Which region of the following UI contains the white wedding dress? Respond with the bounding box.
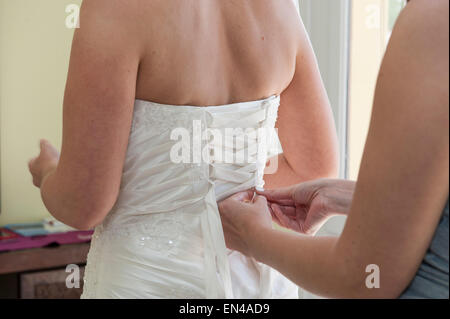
[81,95,299,299]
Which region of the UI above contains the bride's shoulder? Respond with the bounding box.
[75,0,145,54]
[78,0,148,33]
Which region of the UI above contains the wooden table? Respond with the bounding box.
[0,242,90,298]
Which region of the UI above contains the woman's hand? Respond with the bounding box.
[258,179,355,235]
[28,139,60,188]
[218,190,273,257]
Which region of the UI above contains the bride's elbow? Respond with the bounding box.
[66,209,107,231]
[70,215,101,231]
[69,187,119,230]
[318,143,340,179]
[294,155,339,181]
[41,175,118,231]
[50,197,113,231]
[319,158,339,179]
[313,144,340,179]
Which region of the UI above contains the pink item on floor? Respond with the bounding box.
[0,230,93,252]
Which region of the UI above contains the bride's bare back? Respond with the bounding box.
[50,0,338,229]
[134,0,301,105]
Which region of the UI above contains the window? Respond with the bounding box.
[300,0,351,179]
[0,0,81,224]
[299,0,406,181]
[348,0,406,179]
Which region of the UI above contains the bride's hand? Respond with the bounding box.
[28,139,60,188]
[218,190,273,257]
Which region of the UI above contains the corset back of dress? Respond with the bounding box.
[101,96,280,229]
[81,96,287,299]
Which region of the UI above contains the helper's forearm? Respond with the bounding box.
[249,228,364,298]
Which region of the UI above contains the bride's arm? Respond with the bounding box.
[264,14,339,189]
[38,1,141,230]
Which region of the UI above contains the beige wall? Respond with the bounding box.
[0,0,81,226]
[348,0,389,180]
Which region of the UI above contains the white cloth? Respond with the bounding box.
[81,96,298,299]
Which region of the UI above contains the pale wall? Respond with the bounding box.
[348,0,390,180]
[0,0,81,225]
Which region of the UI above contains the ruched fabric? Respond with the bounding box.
[81,96,298,299]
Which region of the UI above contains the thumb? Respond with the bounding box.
[28,157,35,169]
[256,186,295,206]
[231,190,255,203]
[253,194,268,207]
[40,139,49,151]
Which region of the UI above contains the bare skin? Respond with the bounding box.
[28,0,338,230]
[264,179,356,235]
[218,0,449,298]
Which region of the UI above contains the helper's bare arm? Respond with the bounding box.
[220,0,449,298]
